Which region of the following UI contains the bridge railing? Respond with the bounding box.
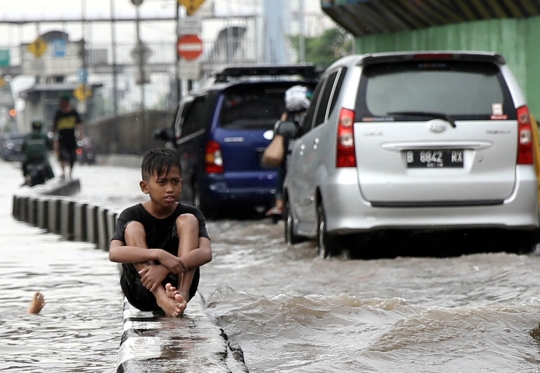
[86,109,174,155]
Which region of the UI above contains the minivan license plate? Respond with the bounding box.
[406,149,463,168]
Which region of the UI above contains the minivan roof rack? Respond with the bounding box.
[214,64,319,83]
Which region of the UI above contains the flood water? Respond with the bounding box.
[201,220,540,373]
[2,159,540,372]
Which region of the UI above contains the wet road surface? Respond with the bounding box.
[2,159,540,372]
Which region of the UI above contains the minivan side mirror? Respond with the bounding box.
[153,128,174,142]
[276,121,298,138]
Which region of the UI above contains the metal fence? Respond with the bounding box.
[86,109,174,155]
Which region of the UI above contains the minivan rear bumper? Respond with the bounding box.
[202,172,277,208]
[321,166,539,234]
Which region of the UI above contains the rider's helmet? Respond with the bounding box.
[285,85,312,112]
[31,119,43,131]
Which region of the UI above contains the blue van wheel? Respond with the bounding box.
[193,182,212,216]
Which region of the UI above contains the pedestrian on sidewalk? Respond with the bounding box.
[109,148,213,317]
[52,94,83,180]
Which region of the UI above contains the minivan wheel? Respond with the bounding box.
[516,240,538,255]
[284,199,304,245]
[317,202,340,258]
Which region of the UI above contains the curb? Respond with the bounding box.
[117,292,248,373]
[12,178,248,373]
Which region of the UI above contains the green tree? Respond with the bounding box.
[290,27,353,69]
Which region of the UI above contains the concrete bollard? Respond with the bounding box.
[28,198,38,226]
[73,202,88,242]
[97,207,109,251]
[19,196,29,223]
[60,200,75,240]
[86,205,99,244]
[106,210,117,250]
[47,199,62,234]
[37,198,48,230]
[12,195,20,220]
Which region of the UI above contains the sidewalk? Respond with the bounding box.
[9,159,248,373]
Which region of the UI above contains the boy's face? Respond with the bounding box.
[140,166,183,207]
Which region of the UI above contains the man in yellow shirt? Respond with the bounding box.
[52,94,83,179]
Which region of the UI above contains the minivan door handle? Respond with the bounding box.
[313,138,319,149]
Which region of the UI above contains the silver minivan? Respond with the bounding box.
[283,51,539,257]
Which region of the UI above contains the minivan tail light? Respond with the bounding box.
[517,105,533,165]
[336,108,356,168]
[205,140,224,173]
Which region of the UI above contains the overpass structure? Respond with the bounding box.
[321,0,540,114]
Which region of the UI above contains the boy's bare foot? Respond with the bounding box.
[165,283,189,303]
[157,292,186,317]
[27,291,45,314]
[165,283,179,298]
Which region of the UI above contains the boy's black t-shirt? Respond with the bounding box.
[112,202,210,252]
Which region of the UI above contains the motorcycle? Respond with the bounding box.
[76,136,96,165]
[25,161,53,187]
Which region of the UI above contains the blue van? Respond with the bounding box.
[156,65,318,218]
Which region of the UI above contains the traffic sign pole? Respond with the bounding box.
[176,0,205,95]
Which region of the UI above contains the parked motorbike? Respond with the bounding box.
[76,136,96,165]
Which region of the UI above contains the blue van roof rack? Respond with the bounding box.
[214,64,319,83]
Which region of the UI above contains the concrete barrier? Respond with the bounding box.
[86,204,98,244]
[116,293,247,373]
[73,202,87,242]
[12,176,248,373]
[37,198,48,229]
[97,207,109,250]
[60,200,75,240]
[107,210,117,244]
[47,199,61,234]
[19,196,28,222]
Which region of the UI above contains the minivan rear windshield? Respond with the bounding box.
[218,86,289,130]
[356,61,516,121]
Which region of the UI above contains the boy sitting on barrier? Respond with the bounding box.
[109,148,213,317]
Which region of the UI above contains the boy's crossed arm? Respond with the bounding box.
[109,240,187,274]
[110,240,187,292]
[109,237,212,292]
[138,237,212,292]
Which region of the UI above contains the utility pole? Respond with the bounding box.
[299,0,305,63]
[135,4,145,111]
[175,2,181,103]
[80,0,88,121]
[110,0,118,117]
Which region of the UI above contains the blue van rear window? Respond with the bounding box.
[219,88,287,130]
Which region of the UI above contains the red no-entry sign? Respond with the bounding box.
[177,34,203,60]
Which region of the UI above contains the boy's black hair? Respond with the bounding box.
[141,148,182,180]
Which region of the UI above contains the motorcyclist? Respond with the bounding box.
[22,120,55,185]
[265,85,312,220]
